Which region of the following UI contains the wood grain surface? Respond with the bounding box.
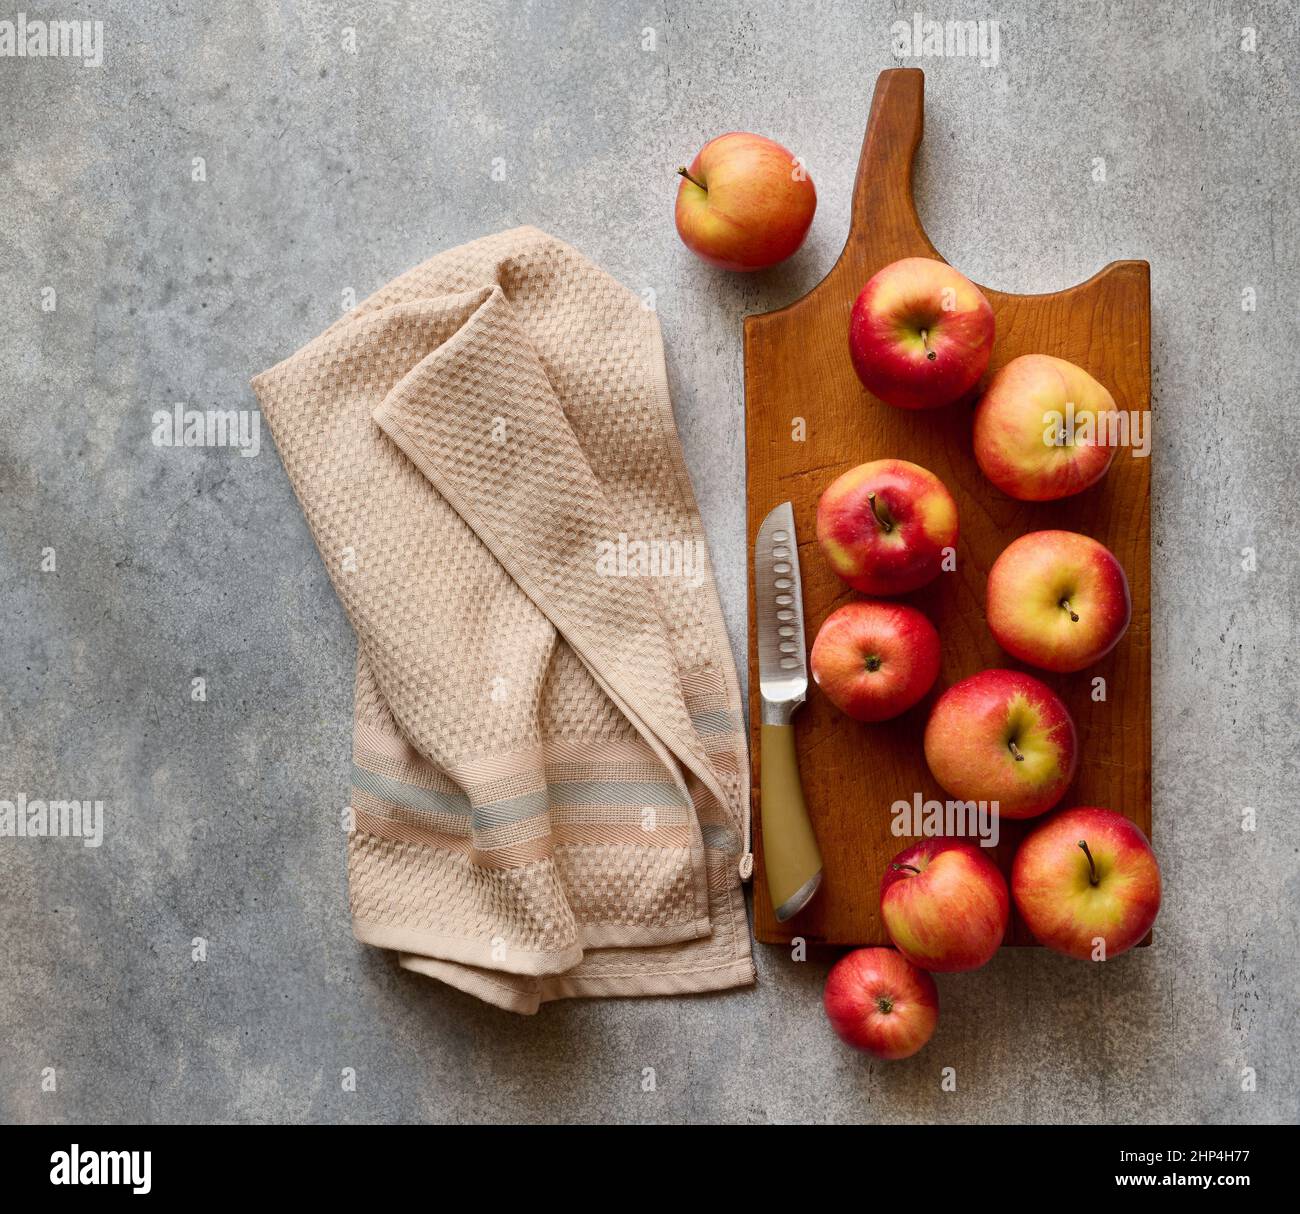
[745,68,1152,946]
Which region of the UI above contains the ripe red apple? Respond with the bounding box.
[674,132,816,271]
[1012,807,1161,960]
[810,601,940,722]
[848,257,995,409]
[823,947,939,1059]
[974,354,1118,501]
[880,839,1009,972]
[986,530,1131,673]
[923,669,1077,820]
[816,458,958,595]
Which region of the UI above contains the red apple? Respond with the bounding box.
[823,947,939,1059]
[986,530,1131,673]
[848,257,995,409]
[816,458,958,595]
[974,354,1118,501]
[880,839,1009,972]
[674,132,816,271]
[923,669,1077,820]
[1012,806,1161,960]
[810,601,940,722]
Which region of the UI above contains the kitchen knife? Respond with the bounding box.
[754,501,823,921]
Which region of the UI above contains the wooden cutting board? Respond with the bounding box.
[745,68,1151,946]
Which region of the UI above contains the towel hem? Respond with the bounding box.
[397,952,757,1015]
[353,914,714,976]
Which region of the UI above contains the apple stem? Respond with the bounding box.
[891,863,922,874]
[876,995,895,1015]
[1061,598,1080,623]
[920,329,937,361]
[1008,739,1025,762]
[676,166,706,192]
[1078,839,1100,885]
[866,491,893,534]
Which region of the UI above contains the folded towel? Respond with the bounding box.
[251,227,755,1013]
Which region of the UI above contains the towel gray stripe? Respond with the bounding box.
[474,789,551,828]
[691,708,740,735]
[352,766,690,825]
[701,823,741,854]
[351,766,470,816]
[547,780,689,808]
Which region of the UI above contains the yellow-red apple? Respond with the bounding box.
[880,839,1009,972]
[1012,806,1161,960]
[816,458,958,595]
[823,947,939,1059]
[673,132,816,271]
[974,354,1118,501]
[923,669,1077,820]
[987,530,1131,672]
[810,601,940,722]
[848,257,995,409]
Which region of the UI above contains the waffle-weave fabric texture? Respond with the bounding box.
[251,227,754,1013]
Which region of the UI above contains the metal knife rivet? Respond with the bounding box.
[779,625,794,637]
[776,594,792,606]
[773,546,789,558]
[775,578,792,589]
[780,658,797,669]
[773,562,791,574]
[773,530,788,542]
[777,609,794,621]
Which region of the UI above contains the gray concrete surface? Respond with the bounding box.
[1,0,1297,1125]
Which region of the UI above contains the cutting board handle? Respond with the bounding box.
[846,68,940,263]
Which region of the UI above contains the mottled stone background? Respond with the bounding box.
[1,1,1296,1124]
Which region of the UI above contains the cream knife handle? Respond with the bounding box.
[760,721,823,921]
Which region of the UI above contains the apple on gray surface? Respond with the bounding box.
[823,947,939,1059]
[674,132,816,271]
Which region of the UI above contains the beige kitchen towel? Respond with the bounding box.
[251,226,754,1013]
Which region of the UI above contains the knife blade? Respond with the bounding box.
[755,502,823,921]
